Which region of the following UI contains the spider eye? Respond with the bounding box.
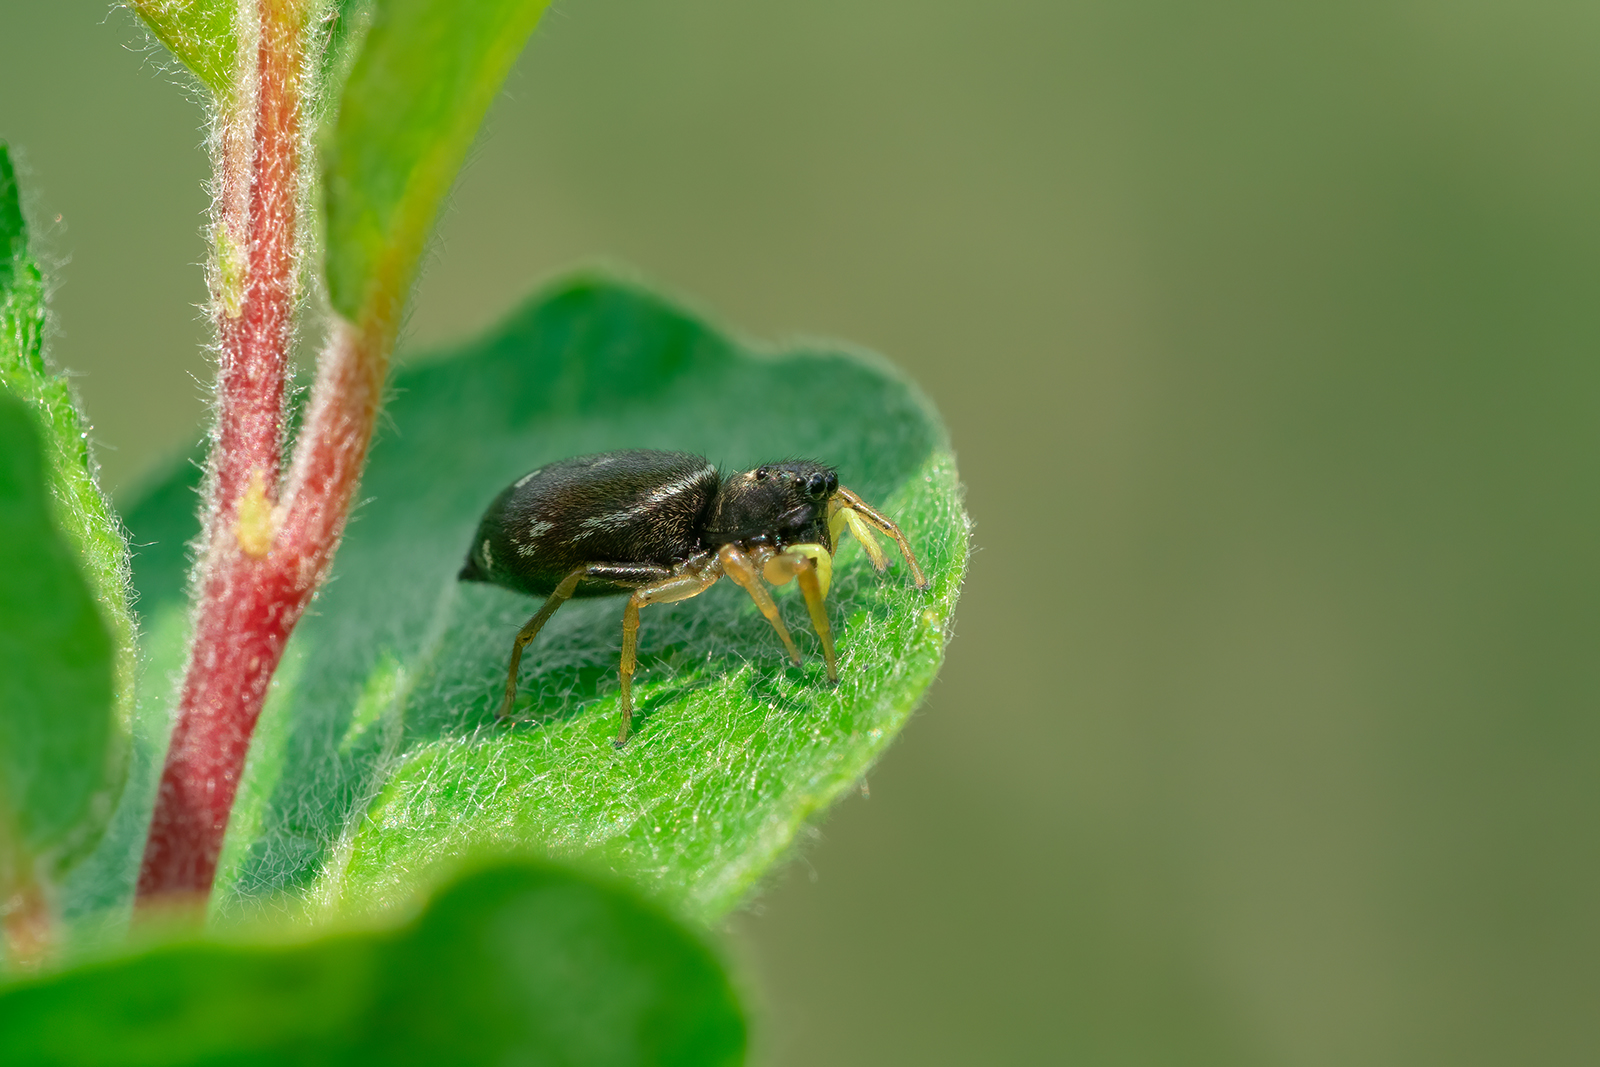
[755,466,769,480]
[805,472,829,497]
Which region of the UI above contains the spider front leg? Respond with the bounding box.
[761,544,839,682]
[832,486,929,589]
[796,559,837,682]
[617,553,723,746]
[718,543,802,665]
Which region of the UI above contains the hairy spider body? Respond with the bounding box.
[459,448,927,745]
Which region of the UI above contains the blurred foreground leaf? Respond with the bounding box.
[0,144,130,915]
[1,859,745,1065]
[91,274,965,926]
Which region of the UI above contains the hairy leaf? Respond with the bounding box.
[1,859,745,1065]
[323,0,553,320]
[0,145,132,893]
[127,0,238,97]
[97,275,965,926]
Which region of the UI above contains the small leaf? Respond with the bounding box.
[127,0,239,97]
[0,858,746,1065]
[323,0,553,320]
[0,145,132,899]
[109,275,966,926]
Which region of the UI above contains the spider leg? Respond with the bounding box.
[617,553,723,746]
[718,544,801,665]
[835,486,929,589]
[795,557,838,682]
[761,544,835,676]
[501,567,585,719]
[500,562,670,719]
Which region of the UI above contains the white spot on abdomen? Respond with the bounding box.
[516,520,554,556]
[514,468,542,489]
[480,539,494,570]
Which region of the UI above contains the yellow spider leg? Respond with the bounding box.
[616,557,722,745]
[835,487,928,589]
[619,597,641,741]
[719,544,801,664]
[796,558,838,682]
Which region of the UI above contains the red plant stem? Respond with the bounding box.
[212,27,299,515]
[135,0,353,906]
[136,318,386,905]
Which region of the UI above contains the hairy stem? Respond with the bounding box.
[136,0,330,906]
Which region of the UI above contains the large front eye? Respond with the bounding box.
[805,471,834,498]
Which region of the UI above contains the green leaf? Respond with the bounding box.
[0,401,114,895]
[0,858,746,1065]
[104,275,966,927]
[323,0,553,320]
[311,2,376,123]
[0,147,23,292]
[127,0,239,98]
[0,145,132,895]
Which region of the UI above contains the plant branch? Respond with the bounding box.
[136,0,311,906]
[135,0,544,912]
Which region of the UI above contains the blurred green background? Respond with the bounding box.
[5,1,1599,1063]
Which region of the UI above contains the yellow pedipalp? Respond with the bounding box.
[762,543,833,599]
[828,500,849,548]
[841,508,888,571]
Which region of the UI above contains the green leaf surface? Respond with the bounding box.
[127,0,238,97]
[0,144,132,893]
[323,0,553,319]
[1,858,745,1066]
[105,275,965,927]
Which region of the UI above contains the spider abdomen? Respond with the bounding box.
[459,450,719,598]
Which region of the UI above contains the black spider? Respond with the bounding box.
[460,449,927,745]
